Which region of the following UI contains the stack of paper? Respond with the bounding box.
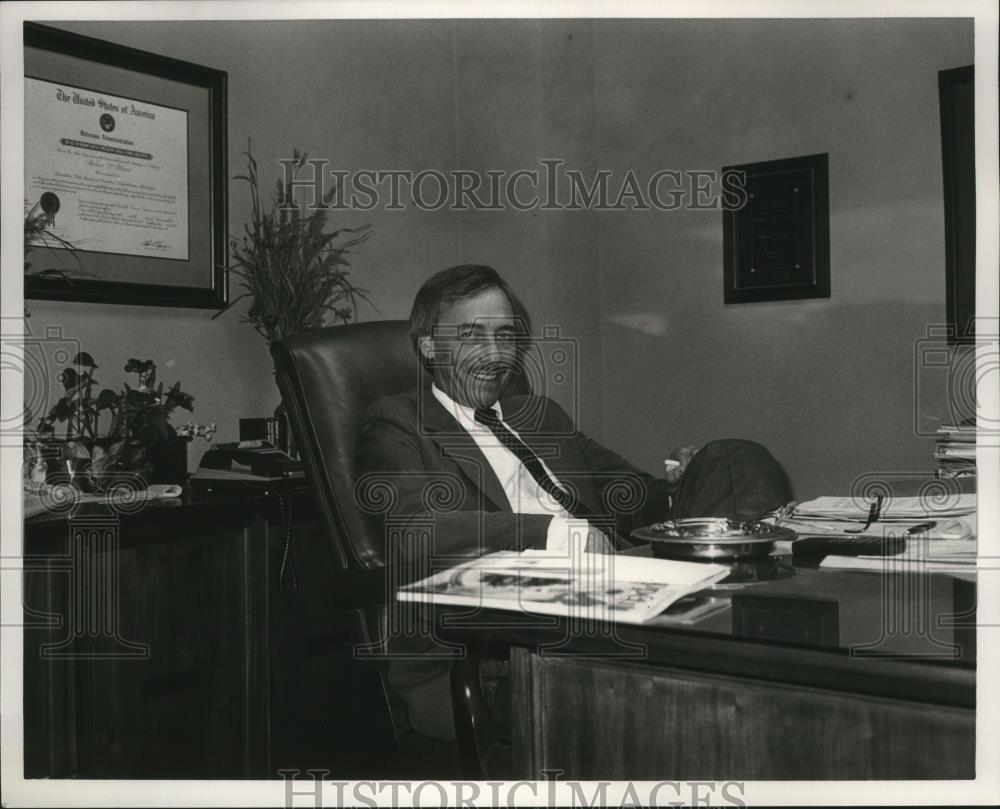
[793,495,976,522]
[777,495,978,570]
[934,422,977,478]
[773,495,976,544]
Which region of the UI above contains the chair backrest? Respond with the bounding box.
[272,320,418,575]
[273,318,526,765]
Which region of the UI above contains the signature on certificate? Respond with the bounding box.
[142,239,169,251]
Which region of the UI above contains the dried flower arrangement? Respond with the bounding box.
[213,142,375,345]
[23,202,86,315]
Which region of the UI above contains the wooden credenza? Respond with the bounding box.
[22,486,394,779]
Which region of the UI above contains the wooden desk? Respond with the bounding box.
[437,557,976,780]
[22,485,395,779]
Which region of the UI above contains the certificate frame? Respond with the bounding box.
[722,153,830,304]
[23,22,228,309]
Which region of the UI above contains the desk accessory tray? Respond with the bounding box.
[632,518,795,560]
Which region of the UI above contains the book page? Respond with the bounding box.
[397,551,729,624]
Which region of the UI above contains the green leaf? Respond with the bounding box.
[58,367,79,391]
[47,397,74,422]
[96,389,120,410]
[72,352,97,368]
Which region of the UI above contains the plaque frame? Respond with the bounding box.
[23,22,228,309]
[722,153,830,304]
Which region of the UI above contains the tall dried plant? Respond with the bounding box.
[214,142,374,344]
[23,203,85,315]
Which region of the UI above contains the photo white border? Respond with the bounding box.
[2,1,998,807]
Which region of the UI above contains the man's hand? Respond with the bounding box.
[549,517,615,554]
[665,445,699,485]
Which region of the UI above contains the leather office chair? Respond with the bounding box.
[271,320,502,778]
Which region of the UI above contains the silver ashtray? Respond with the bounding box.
[632,518,795,560]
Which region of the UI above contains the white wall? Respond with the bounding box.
[591,18,973,497]
[24,18,973,495]
[28,19,604,464]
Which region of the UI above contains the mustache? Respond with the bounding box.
[463,360,518,375]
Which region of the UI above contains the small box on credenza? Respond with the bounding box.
[239,417,272,442]
[240,413,297,458]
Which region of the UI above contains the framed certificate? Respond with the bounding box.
[722,153,830,304]
[23,22,228,308]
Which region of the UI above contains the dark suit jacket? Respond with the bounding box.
[355,385,672,738]
[356,385,671,566]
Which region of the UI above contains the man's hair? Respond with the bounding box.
[408,264,532,361]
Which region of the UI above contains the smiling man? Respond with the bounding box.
[355,264,683,742]
[358,265,650,566]
[422,285,519,408]
[355,263,791,742]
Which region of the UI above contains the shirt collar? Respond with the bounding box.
[431,383,503,426]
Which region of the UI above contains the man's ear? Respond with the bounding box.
[418,336,435,362]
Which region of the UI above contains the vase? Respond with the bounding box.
[38,439,94,491]
[142,440,189,485]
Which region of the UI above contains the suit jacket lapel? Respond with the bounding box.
[417,386,510,512]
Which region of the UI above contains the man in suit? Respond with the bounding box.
[356,264,789,740]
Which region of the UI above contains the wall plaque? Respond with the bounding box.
[723,153,830,304]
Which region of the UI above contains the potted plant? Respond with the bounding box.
[27,353,214,491]
[213,142,376,452]
[214,142,375,344]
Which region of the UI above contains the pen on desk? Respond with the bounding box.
[765,501,798,525]
[906,521,936,535]
[779,501,798,525]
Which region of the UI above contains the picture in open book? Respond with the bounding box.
[397,551,730,624]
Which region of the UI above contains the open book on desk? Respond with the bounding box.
[396,550,730,624]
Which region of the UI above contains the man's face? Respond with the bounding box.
[421,287,519,409]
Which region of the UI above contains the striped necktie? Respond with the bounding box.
[474,407,585,518]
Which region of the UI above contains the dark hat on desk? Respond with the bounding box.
[671,439,792,522]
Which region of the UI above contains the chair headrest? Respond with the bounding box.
[272,320,417,572]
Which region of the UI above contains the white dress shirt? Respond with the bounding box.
[431,384,588,551]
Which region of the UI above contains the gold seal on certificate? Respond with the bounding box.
[24,77,189,261]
